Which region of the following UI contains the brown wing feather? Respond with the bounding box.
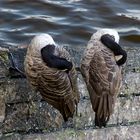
[25,47,79,121]
[88,48,122,127]
[56,47,80,104]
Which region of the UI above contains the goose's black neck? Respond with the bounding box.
[101,34,127,66]
[41,45,72,71]
[116,50,127,66]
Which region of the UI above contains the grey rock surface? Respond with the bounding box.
[0,46,140,140]
[1,125,140,140]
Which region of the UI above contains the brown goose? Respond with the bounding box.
[24,34,79,121]
[81,29,127,127]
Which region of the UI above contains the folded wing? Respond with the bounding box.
[88,48,122,127]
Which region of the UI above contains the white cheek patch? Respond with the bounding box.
[115,55,123,61]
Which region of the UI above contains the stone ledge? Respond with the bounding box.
[1,124,140,140]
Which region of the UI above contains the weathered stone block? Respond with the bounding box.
[1,102,63,133]
[2,103,29,133]
[0,96,5,123]
[1,79,41,104]
[121,72,140,95]
[0,47,9,79]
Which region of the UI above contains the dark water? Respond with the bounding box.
[0,0,140,48]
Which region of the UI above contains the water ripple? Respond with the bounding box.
[0,0,139,47]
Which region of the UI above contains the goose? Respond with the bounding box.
[24,34,79,121]
[80,28,127,127]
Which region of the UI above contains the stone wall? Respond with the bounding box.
[0,46,140,140]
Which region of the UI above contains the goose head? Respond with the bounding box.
[28,34,72,71]
[92,28,119,44]
[29,33,56,51]
[93,28,127,66]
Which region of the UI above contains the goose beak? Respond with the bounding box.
[115,55,123,62]
[101,34,127,65]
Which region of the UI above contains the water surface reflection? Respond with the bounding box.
[0,0,139,47]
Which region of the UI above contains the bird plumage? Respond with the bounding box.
[81,28,127,127]
[24,34,79,121]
